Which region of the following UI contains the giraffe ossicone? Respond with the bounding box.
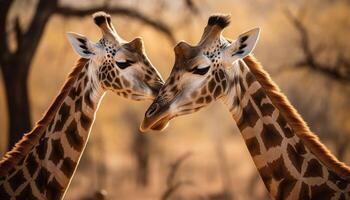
[141,14,350,199]
[0,11,163,199]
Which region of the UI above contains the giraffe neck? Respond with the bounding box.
[222,60,350,199]
[0,60,105,199]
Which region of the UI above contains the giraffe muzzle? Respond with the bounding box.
[140,102,171,132]
[146,103,159,117]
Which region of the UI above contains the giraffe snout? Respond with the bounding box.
[146,103,159,117]
[141,101,171,132]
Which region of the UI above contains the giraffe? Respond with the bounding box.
[0,11,164,199]
[141,14,350,199]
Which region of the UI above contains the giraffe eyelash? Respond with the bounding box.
[115,59,135,69]
[190,65,210,75]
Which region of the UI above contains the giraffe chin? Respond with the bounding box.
[140,115,171,132]
[150,119,170,131]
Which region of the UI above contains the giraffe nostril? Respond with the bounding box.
[146,103,159,117]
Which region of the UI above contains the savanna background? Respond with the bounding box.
[0,0,350,199]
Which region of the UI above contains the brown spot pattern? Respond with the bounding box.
[246,137,261,157]
[310,183,335,200]
[26,153,38,177]
[328,170,348,190]
[237,100,259,131]
[213,86,222,98]
[0,186,11,199]
[239,77,246,97]
[260,103,275,116]
[37,137,48,160]
[80,112,92,131]
[258,166,272,192]
[84,89,94,109]
[53,103,70,132]
[251,88,266,106]
[304,159,323,178]
[35,167,50,193]
[49,139,64,165]
[294,140,307,155]
[261,123,283,150]
[61,157,76,177]
[65,120,84,151]
[299,182,310,200]
[276,177,297,200]
[287,144,304,173]
[17,183,37,200]
[68,85,81,100]
[246,72,255,87]
[276,114,293,138]
[46,178,64,200]
[208,78,216,93]
[8,170,25,191]
[75,96,82,112]
[268,156,297,199]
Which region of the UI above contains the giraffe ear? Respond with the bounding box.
[228,28,260,60]
[67,32,96,58]
[123,37,144,53]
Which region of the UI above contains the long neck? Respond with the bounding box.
[0,60,105,199]
[223,58,350,199]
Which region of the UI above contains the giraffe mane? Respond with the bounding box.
[0,58,89,177]
[243,55,350,180]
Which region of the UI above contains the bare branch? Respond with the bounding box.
[14,17,22,49]
[284,6,350,82]
[55,5,176,44]
[184,0,200,15]
[0,0,13,64]
[161,152,193,200]
[284,7,316,67]
[19,0,58,67]
[166,152,192,187]
[161,180,193,200]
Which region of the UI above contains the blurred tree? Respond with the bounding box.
[208,129,235,200]
[126,110,150,187]
[284,6,350,82]
[284,4,350,160]
[0,0,175,150]
[161,152,194,200]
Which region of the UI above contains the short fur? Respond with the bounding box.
[243,55,350,180]
[207,14,231,28]
[0,58,89,177]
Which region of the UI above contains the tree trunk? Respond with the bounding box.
[2,61,31,150]
[133,132,150,186]
[0,0,58,150]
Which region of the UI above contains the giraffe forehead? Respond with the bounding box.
[203,39,229,56]
[176,38,229,71]
[99,38,117,50]
[173,52,210,71]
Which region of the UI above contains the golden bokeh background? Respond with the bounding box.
[1,0,349,199]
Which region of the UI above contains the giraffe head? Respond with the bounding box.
[141,14,260,131]
[67,11,163,101]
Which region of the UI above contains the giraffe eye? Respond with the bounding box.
[191,65,210,75]
[115,59,135,69]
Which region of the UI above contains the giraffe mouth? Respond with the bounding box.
[140,113,171,132]
[140,102,171,132]
[149,115,170,131]
[140,102,206,132]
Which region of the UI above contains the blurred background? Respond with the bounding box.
[0,0,350,199]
